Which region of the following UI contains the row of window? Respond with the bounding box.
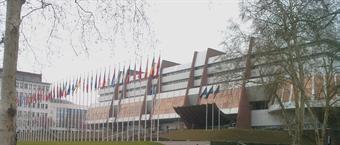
[16,81,49,91]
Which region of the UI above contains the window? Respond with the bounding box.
[250,101,268,110]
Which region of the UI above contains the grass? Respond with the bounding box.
[162,128,316,145]
[17,141,163,145]
[162,128,290,144]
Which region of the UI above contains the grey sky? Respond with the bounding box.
[1,0,240,82]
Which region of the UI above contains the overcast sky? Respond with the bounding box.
[1,0,241,83]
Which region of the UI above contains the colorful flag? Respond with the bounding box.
[155,56,161,77]
[121,66,125,84]
[144,58,149,79]
[63,81,67,97]
[139,62,142,80]
[133,63,136,81]
[94,73,98,90]
[98,72,102,89]
[90,73,94,92]
[206,86,214,98]
[149,57,155,78]
[107,68,111,87]
[52,84,56,99]
[111,68,116,86]
[77,76,82,89]
[83,76,86,92]
[67,79,71,95]
[56,83,59,98]
[72,78,77,94]
[58,83,62,98]
[86,75,90,93]
[125,65,130,83]
[200,87,207,98]
[102,69,106,88]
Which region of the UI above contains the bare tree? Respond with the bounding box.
[0,0,150,145]
[220,0,340,145]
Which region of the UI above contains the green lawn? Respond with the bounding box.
[17,141,163,145]
[162,129,290,144]
[162,129,315,145]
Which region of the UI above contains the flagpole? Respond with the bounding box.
[97,73,100,141]
[83,76,87,141]
[132,81,135,141]
[52,85,56,142]
[90,85,94,142]
[110,67,115,142]
[144,87,147,141]
[71,79,75,142]
[218,103,221,130]
[87,71,94,141]
[79,76,82,141]
[77,76,81,141]
[82,75,86,141]
[205,98,208,131]
[137,57,142,141]
[157,61,161,142]
[101,69,105,142]
[111,68,115,142]
[212,99,214,130]
[116,74,119,141]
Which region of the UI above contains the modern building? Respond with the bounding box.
[0,69,50,140]
[0,69,87,141]
[86,47,340,140]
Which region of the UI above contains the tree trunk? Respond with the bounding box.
[0,0,23,145]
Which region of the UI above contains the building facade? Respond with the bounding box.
[86,48,340,141]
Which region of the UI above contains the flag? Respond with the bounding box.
[86,75,89,93]
[56,83,60,98]
[121,66,125,84]
[133,63,136,81]
[83,76,86,92]
[155,56,161,77]
[200,87,207,98]
[206,86,214,98]
[90,73,94,92]
[72,78,77,94]
[102,69,106,88]
[59,84,64,98]
[67,80,71,95]
[111,68,116,86]
[98,72,102,89]
[94,73,98,89]
[149,57,155,78]
[125,65,130,83]
[33,92,37,104]
[107,69,111,86]
[52,84,56,99]
[144,58,149,79]
[139,62,142,80]
[77,76,82,90]
[63,81,67,97]
[47,91,52,102]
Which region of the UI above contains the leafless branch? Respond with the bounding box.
[21,1,52,21]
